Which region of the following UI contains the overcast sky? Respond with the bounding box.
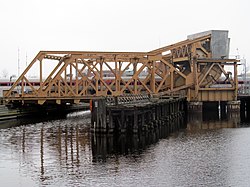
[0,0,249,78]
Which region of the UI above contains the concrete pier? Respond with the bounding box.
[187,102,203,112]
[188,100,241,113]
[227,100,241,112]
[239,96,250,123]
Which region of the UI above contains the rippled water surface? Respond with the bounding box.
[0,110,250,187]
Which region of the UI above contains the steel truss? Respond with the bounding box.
[4,33,239,105]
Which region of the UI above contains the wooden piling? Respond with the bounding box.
[91,96,186,134]
[91,98,107,133]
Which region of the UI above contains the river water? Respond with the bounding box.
[0,110,250,187]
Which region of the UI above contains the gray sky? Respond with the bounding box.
[0,0,249,78]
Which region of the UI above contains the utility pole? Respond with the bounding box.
[26,52,28,67]
[18,48,20,77]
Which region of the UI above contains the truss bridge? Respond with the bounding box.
[4,30,239,106]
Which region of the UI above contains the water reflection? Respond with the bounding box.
[1,110,250,186]
[187,111,241,131]
[91,126,174,162]
[0,111,92,186]
[0,111,186,186]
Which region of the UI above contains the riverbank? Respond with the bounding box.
[0,103,90,121]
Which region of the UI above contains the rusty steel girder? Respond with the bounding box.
[4,31,239,105]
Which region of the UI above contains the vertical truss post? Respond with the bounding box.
[75,60,78,94]
[151,61,156,93]
[133,60,138,94]
[118,61,122,94]
[115,61,119,95]
[193,57,199,100]
[170,70,174,91]
[58,80,61,97]
[40,59,43,92]
[100,59,103,93]
[64,64,67,95]
[21,78,24,97]
[70,62,72,88]
[234,61,238,100]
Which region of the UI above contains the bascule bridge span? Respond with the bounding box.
[4,30,239,110]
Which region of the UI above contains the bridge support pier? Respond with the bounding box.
[91,97,186,134]
[227,100,241,127]
[239,97,250,122]
[91,99,107,133]
[188,100,241,113]
[187,102,203,112]
[227,100,241,112]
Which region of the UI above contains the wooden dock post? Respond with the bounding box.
[107,108,114,133]
[120,109,126,133]
[91,98,107,133]
[133,107,138,133]
[91,96,186,134]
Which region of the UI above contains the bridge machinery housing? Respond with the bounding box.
[4,30,239,110]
